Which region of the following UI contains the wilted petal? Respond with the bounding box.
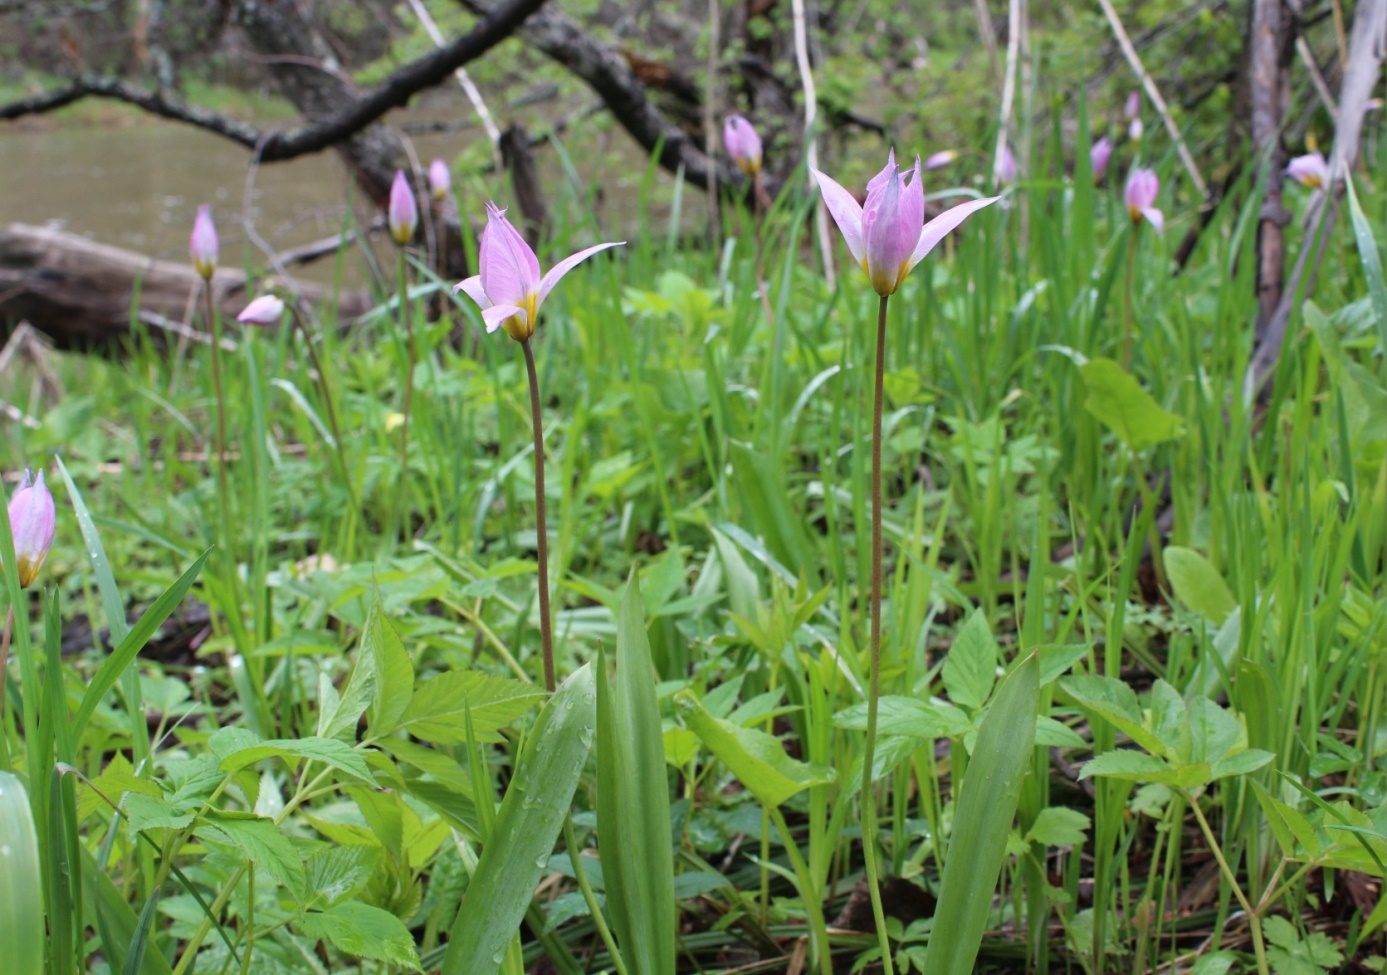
[1141,207,1164,234]
[907,196,1000,271]
[810,168,865,265]
[453,275,491,308]
[481,303,527,334]
[478,203,541,308]
[537,241,625,306]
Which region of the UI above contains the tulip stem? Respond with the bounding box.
[521,338,557,694]
[1123,227,1137,369]
[397,251,418,528]
[204,281,232,545]
[0,605,13,769]
[862,293,895,975]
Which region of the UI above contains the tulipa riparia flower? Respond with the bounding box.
[1285,152,1329,189]
[7,469,55,589]
[994,143,1017,185]
[1125,90,1143,141]
[1090,137,1113,182]
[236,295,285,326]
[388,169,419,245]
[428,159,451,201]
[812,149,999,297]
[723,114,763,177]
[923,149,958,170]
[1124,167,1163,232]
[190,205,218,281]
[454,202,624,342]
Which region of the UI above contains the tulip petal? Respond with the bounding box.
[864,166,907,295]
[479,203,541,307]
[898,157,925,261]
[537,241,625,306]
[907,196,1000,271]
[865,147,897,199]
[453,275,491,308]
[481,304,527,334]
[1141,208,1164,234]
[811,168,865,265]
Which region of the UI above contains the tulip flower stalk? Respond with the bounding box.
[189,206,232,537]
[723,116,777,331]
[814,152,996,975]
[0,469,55,771]
[455,202,622,692]
[1122,167,1163,369]
[389,170,422,522]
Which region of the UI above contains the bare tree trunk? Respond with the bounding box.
[1249,0,1296,331]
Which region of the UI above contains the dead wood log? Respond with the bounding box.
[1249,0,1297,328]
[0,223,372,350]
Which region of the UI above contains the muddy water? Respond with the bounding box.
[0,114,704,290]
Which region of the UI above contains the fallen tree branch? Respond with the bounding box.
[0,0,546,163]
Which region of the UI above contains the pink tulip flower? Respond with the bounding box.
[1124,167,1163,233]
[190,205,218,281]
[388,170,419,245]
[7,469,55,589]
[453,202,624,342]
[812,149,999,297]
[429,159,451,201]
[723,115,763,177]
[1125,90,1143,140]
[1285,152,1329,189]
[924,149,958,171]
[1090,137,1113,181]
[994,143,1017,185]
[236,295,285,326]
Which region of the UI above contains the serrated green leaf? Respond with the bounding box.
[200,812,306,902]
[1079,752,1210,789]
[397,670,546,743]
[1079,357,1185,451]
[441,664,596,975]
[297,901,422,971]
[833,696,971,739]
[362,596,414,737]
[1163,547,1237,625]
[942,609,998,710]
[675,691,835,808]
[122,794,195,835]
[305,845,380,908]
[208,729,374,786]
[1060,675,1169,757]
[1027,807,1091,848]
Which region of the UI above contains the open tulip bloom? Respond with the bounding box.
[812,150,998,298]
[1125,167,1163,233]
[454,202,624,342]
[1285,152,1329,189]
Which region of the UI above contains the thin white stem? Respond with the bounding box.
[405,0,504,172]
[789,0,836,290]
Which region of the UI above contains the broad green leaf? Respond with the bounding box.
[942,609,998,710]
[1060,675,1168,757]
[712,528,760,622]
[1027,807,1090,848]
[1163,547,1236,625]
[122,794,194,835]
[922,652,1038,975]
[362,596,414,737]
[1185,696,1241,766]
[441,664,596,975]
[0,772,43,975]
[675,690,834,808]
[1148,680,1190,759]
[833,696,971,739]
[397,670,545,743]
[208,728,374,785]
[1079,752,1210,789]
[1036,644,1089,686]
[72,548,211,742]
[1209,749,1274,781]
[298,901,422,971]
[305,845,380,908]
[1079,357,1185,450]
[597,575,677,975]
[200,812,306,902]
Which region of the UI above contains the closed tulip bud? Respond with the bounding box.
[1125,91,1143,141]
[813,149,998,298]
[388,170,419,245]
[1090,137,1113,181]
[236,295,285,326]
[1124,167,1163,233]
[923,149,958,170]
[994,143,1017,185]
[429,159,451,201]
[454,202,624,342]
[190,205,218,281]
[7,469,55,589]
[1285,152,1329,189]
[722,115,763,177]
